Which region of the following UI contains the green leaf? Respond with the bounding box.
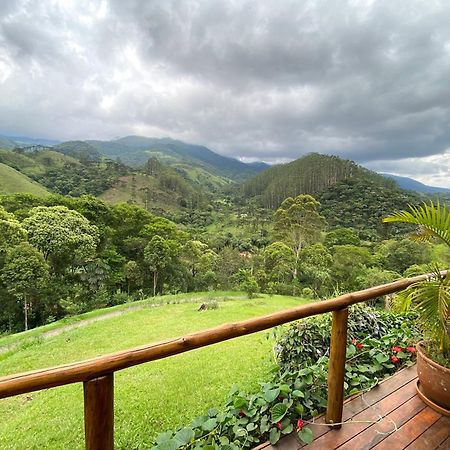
[156,439,180,450]
[298,427,314,444]
[246,422,257,431]
[292,390,304,398]
[281,423,294,435]
[173,428,194,446]
[375,353,389,364]
[156,432,173,444]
[270,403,288,423]
[347,344,356,357]
[269,428,281,444]
[264,388,280,402]
[233,397,246,408]
[201,418,217,431]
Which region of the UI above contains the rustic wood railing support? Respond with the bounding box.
[84,373,114,450]
[325,307,348,428]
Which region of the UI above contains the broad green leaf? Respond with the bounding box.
[156,439,180,450]
[270,403,288,423]
[269,428,281,444]
[264,388,280,402]
[202,418,218,431]
[173,428,194,446]
[298,427,314,444]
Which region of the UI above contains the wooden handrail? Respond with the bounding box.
[0,271,444,399]
[0,270,447,450]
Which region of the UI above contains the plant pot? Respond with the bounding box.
[416,341,450,411]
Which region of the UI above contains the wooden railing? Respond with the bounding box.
[0,272,446,449]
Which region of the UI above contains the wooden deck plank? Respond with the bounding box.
[298,366,419,447]
[437,436,450,449]
[333,395,426,450]
[404,415,450,450]
[305,379,419,449]
[370,406,442,450]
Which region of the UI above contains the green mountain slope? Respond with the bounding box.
[242,153,397,208]
[85,135,268,182]
[0,163,49,196]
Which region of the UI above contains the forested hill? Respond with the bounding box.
[84,136,268,180]
[241,153,397,208]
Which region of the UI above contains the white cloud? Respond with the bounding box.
[0,0,449,188]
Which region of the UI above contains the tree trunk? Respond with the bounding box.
[24,297,28,331]
[153,271,157,297]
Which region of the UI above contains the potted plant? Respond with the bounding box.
[383,201,449,413]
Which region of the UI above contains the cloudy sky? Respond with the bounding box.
[1,0,449,187]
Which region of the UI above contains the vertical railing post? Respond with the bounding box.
[325,308,348,428]
[84,373,114,450]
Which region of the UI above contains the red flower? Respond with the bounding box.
[351,337,357,345]
[391,346,402,353]
[276,421,282,430]
[406,346,416,353]
[239,410,245,417]
[297,419,305,430]
[390,355,400,363]
[356,343,364,350]
[277,396,284,401]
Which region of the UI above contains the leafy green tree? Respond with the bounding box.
[124,260,142,295]
[299,243,333,297]
[237,269,259,299]
[274,195,326,277]
[0,206,27,255]
[324,228,360,248]
[376,239,431,274]
[144,235,179,296]
[22,206,99,273]
[264,242,296,283]
[331,245,373,291]
[1,243,49,330]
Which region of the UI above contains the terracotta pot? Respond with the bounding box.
[416,341,450,410]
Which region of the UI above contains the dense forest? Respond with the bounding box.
[0,140,448,334]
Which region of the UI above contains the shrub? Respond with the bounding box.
[275,304,419,370]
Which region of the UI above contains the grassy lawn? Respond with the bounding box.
[0,293,308,450]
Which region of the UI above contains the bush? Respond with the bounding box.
[275,303,420,370]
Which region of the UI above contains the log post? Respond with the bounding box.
[83,374,114,450]
[325,308,348,428]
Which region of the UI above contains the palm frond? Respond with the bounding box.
[383,201,450,247]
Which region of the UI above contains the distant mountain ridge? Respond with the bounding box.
[380,173,450,194]
[86,135,269,181]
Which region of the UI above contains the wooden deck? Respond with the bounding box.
[255,366,450,450]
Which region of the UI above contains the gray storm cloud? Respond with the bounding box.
[0,0,449,185]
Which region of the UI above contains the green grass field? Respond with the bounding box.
[0,292,308,449]
[0,163,49,196]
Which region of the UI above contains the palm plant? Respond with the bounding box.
[383,201,450,360]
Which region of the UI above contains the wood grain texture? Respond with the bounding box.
[405,416,450,449]
[84,374,114,450]
[326,308,348,428]
[1,272,443,399]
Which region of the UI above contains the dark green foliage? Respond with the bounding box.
[318,178,419,239]
[275,304,420,370]
[242,153,397,209]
